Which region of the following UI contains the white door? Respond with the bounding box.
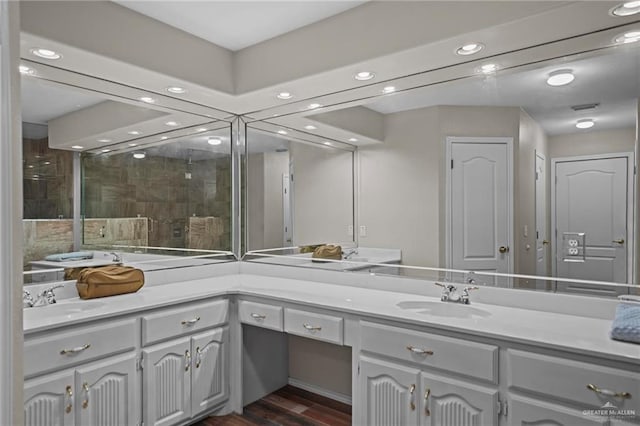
[535,152,548,277]
[554,156,629,283]
[75,353,138,426]
[24,371,75,426]
[449,139,511,276]
[191,327,229,417]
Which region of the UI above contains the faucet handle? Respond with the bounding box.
[23,289,34,308]
[42,284,64,304]
[463,286,479,293]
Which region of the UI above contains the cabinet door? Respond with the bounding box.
[143,337,191,426]
[24,370,75,426]
[191,327,229,417]
[420,372,498,426]
[358,356,421,426]
[509,395,608,426]
[75,353,138,426]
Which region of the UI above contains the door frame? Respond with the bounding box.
[445,136,514,275]
[534,150,548,277]
[551,152,635,283]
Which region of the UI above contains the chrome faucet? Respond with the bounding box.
[342,248,358,260]
[110,252,122,262]
[29,284,65,307]
[434,282,479,305]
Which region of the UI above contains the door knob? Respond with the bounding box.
[613,239,625,245]
[499,246,510,254]
[542,240,549,245]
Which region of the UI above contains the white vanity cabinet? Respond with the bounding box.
[24,370,75,426]
[141,300,230,426]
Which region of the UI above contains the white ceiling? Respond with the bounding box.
[113,0,367,51]
[366,47,640,135]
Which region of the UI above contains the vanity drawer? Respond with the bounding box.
[507,349,640,411]
[24,318,137,378]
[142,299,228,346]
[239,300,283,331]
[360,321,498,383]
[284,308,344,345]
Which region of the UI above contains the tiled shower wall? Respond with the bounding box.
[82,154,231,250]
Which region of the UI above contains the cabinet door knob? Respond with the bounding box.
[409,384,416,411]
[424,388,431,416]
[65,385,73,413]
[82,382,90,409]
[185,350,191,371]
[587,383,631,399]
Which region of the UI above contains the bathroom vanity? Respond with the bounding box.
[22,264,640,426]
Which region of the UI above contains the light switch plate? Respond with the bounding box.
[359,225,367,237]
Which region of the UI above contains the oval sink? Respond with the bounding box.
[397,300,491,319]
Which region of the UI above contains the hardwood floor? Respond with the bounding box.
[194,385,352,426]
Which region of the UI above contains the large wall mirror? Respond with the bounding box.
[21,60,236,283]
[243,24,640,295]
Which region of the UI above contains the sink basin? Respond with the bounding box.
[396,300,491,319]
[346,257,369,262]
[24,300,106,318]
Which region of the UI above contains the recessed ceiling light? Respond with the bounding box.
[166,86,186,94]
[71,145,83,150]
[165,121,179,127]
[277,130,288,135]
[128,130,141,135]
[31,48,61,60]
[323,142,332,146]
[128,143,138,147]
[355,71,375,81]
[611,1,640,16]
[615,31,640,44]
[27,165,34,168]
[456,42,484,56]
[97,138,111,143]
[44,161,51,165]
[382,86,396,94]
[348,137,358,142]
[576,119,595,129]
[277,92,293,100]
[19,65,34,75]
[304,125,317,130]
[133,152,146,159]
[32,174,39,178]
[208,138,222,146]
[479,64,498,74]
[161,136,168,140]
[196,128,208,132]
[308,103,322,109]
[101,149,111,153]
[139,96,155,104]
[546,70,575,86]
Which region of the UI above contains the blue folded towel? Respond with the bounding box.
[44,251,94,262]
[610,302,640,344]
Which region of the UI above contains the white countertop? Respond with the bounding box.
[23,273,640,365]
[249,247,401,271]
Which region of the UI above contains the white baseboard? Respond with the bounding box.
[287,378,352,406]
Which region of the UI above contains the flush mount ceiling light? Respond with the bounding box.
[323,142,332,146]
[546,70,575,86]
[611,1,640,16]
[207,138,222,146]
[71,145,83,150]
[128,143,138,147]
[97,138,111,143]
[139,96,155,104]
[382,86,396,94]
[576,119,595,129]
[19,65,34,75]
[277,92,293,100]
[127,130,141,135]
[196,128,208,132]
[479,63,498,74]
[354,71,375,81]
[456,42,484,56]
[164,121,179,127]
[304,125,317,130]
[160,136,168,140]
[166,86,186,94]
[348,137,358,142]
[307,103,322,109]
[31,48,62,60]
[101,149,111,153]
[615,31,640,44]
[277,130,288,135]
[133,152,146,159]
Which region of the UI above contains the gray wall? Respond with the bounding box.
[548,127,636,158]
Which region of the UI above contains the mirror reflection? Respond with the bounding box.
[21,72,234,282]
[247,43,640,293]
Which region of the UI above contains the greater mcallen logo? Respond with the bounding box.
[583,402,637,419]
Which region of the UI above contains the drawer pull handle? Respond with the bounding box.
[303,323,322,332]
[65,385,73,413]
[409,384,416,411]
[82,382,89,409]
[587,383,631,399]
[181,316,200,326]
[424,388,431,416]
[250,313,267,320]
[185,350,191,371]
[60,344,91,355]
[406,345,434,356]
